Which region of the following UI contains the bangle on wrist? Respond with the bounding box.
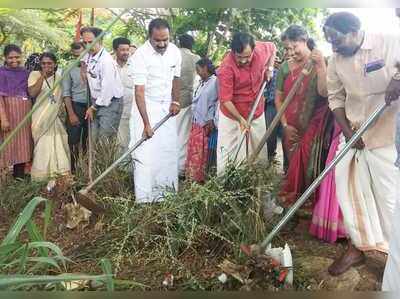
[90,105,97,111]
[282,123,288,128]
[171,101,180,107]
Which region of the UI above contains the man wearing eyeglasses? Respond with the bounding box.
[216,32,276,174]
[81,26,124,141]
[324,11,400,276]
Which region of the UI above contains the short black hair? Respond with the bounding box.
[3,44,22,57]
[281,25,315,51]
[70,41,84,50]
[112,37,131,50]
[323,11,361,35]
[178,34,194,50]
[80,26,103,38]
[230,32,255,54]
[148,18,170,37]
[196,57,216,75]
[25,53,41,72]
[40,52,57,64]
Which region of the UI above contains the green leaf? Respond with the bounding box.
[43,200,52,239]
[1,197,48,246]
[5,257,61,272]
[26,220,47,257]
[0,243,21,263]
[17,244,29,274]
[0,274,112,290]
[100,258,114,291]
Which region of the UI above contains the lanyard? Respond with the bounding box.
[44,74,55,90]
[87,48,105,78]
[44,74,56,103]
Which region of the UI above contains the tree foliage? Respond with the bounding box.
[0,8,327,65]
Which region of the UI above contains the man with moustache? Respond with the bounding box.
[81,26,124,141]
[130,18,181,203]
[324,11,400,276]
[216,32,276,174]
[113,37,134,154]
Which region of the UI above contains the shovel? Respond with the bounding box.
[75,112,173,213]
[241,102,388,256]
[231,81,267,164]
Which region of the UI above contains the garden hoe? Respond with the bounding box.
[74,112,174,214]
[248,59,315,164]
[231,80,267,164]
[241,101,388,258]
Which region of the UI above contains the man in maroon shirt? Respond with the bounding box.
[217,32,276,174]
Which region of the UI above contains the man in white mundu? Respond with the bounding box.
[324,12,400,276]
[130,18,182,203]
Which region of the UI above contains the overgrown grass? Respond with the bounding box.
[68,160,282,289]
[0,138,284,290]
[0,197,114,291]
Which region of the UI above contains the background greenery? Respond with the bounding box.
[0,8,327,66]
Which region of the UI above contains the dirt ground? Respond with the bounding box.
[0,187,386,291]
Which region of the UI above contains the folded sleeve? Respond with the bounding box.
[327,56,346,111]
[131,49,147,86]
[61,72,72,98]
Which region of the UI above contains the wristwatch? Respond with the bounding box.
[393,72,400,81]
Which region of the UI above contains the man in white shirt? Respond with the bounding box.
[113,37,134,155]
[130,18,181,203]
[81,27,124,140]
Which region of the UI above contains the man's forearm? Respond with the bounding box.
[222,101,244,122]
[332,107,353,138]
[172,77,181,104]
[135,86,150,126]
[64,96,75,117]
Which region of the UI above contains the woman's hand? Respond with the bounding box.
[204,120,215,136]
[284,124,299,144]
[0,118,10,133]
[310,49,326,70]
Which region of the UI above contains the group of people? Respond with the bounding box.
[1,11,400,289]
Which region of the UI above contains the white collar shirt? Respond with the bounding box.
[130,40,182,102]
[86,47,124,106]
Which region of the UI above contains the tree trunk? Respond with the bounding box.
[90,8,95,26]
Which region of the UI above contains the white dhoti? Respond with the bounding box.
[335,136,399,252]
[217,110,268,175]
[130,100,178,203]
[382,193,400,291]
[176,105,192,175]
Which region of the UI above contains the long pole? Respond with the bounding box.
[248,60,314,164]
[259,102,387,251]
[231,81,267,164]
[78,113,173,196]
[0,9,127,155]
